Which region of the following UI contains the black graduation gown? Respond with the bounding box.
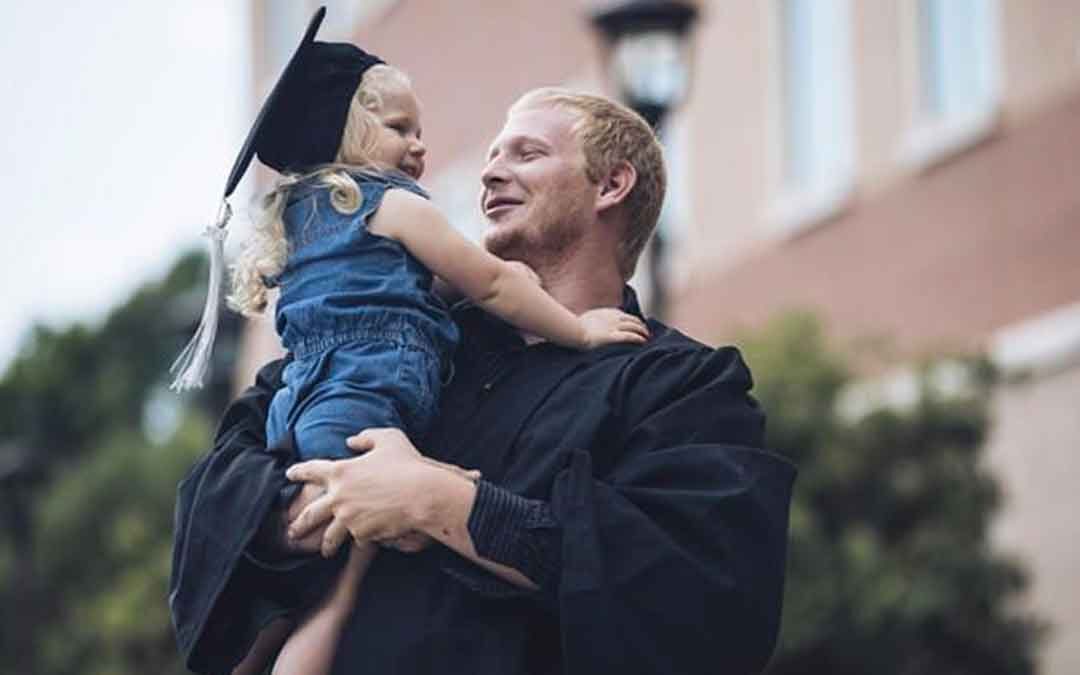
[170,295,796,675]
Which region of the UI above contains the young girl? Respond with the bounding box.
[217,21,648,675]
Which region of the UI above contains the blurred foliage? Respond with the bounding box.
[741,313,1046,675]
[0,250,239,675]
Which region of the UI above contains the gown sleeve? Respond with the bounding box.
[549,345,797,675]
[443,478,563,602]
[169,358,344,675]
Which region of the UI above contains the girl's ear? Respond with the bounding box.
[596,160,637,213]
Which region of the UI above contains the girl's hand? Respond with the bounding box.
[579,308,649,348]
[284,482,331,554]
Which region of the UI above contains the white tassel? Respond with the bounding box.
[170,201,232,392]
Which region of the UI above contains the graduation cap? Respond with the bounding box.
[170,5,385,391]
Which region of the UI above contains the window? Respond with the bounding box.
[900,0,999,168]
[769,0,855,234]
[919,0,997,122]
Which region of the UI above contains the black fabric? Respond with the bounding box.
[170,287,797,675]
[466,479,562,594]
[256,41,382,174]
[224,6,384,197]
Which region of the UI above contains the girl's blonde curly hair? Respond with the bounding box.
[227,64,410,316]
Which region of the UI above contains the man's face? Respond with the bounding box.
[479,105,597,263]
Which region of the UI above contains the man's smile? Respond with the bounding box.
[483,195,523,219]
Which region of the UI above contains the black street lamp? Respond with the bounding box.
[589,0,700,318]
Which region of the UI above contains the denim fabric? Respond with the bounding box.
[265,170,460,460]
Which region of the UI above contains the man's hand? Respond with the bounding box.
[289,429,541,591]
[286,428,479,557]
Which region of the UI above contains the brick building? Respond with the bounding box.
[237,2,1080,672]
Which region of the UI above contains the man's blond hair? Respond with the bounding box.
[510,88,667,280]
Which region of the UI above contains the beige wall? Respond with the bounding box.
[673,89,1080,352]
[682,2,771,268]
[682,0,1080,273]
[1001,0,1080,119]
[986,361,1080,675]
[351,0,600,180]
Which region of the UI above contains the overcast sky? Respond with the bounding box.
[1,1,254,371]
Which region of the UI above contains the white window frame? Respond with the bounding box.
[896,0,1002,171]
[763,0,857,237]
[992,301,1080,377]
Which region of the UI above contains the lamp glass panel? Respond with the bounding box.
[612,30,689,109]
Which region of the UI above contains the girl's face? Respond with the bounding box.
[370,80,426,180]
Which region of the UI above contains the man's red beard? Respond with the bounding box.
[483,213,583,268]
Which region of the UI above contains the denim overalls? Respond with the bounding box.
[265,171,460,460]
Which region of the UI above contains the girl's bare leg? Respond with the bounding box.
[271,541,378,675]
[231,617,294,675]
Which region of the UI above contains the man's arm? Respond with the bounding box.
[546,345,795,674]
[356,436,552,592]
[285,428,546,591]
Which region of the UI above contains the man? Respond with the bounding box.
[171,88,796,675]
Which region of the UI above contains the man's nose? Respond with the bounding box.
[481,156,508,188]
[410,139,426,157]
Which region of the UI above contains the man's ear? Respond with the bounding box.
[596,160,637,213]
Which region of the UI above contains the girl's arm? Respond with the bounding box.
[230,619,293,675]
[432,261,540,305]
[369,190,647,349]
[271,543,378,675]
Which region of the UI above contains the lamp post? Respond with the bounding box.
[588,0,700,319]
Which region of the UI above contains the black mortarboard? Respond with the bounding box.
[171,5,384,391]
[224,5,385,196]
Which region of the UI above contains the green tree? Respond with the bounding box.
[0,250,239,675]
[741,313,1045,675]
